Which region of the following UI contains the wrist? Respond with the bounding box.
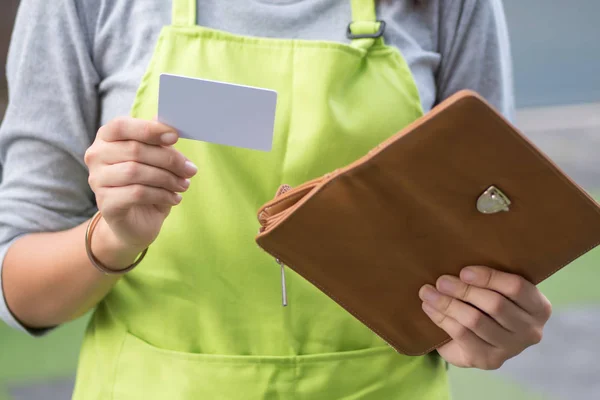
[91,216,147,272]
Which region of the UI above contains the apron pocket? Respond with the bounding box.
[111,332,449,400]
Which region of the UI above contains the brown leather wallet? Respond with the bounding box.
[255,90,600,356]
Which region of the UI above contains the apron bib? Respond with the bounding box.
[73,0,449,398]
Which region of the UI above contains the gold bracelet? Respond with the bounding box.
[85,211,148,275]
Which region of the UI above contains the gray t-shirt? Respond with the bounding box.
[0,0,514,332]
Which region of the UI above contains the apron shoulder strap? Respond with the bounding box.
[351,0,377,22]
[348,0,385,41]
[172,0,197,27]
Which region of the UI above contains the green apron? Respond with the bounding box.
[73,0,450,398]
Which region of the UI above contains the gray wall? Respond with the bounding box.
[504,0,600,108]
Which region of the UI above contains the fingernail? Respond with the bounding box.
[174,194,183,204]
[438,277,458,293]
[161,132,178,144]
[184,161,198,176]
[422,302,436,316]
[420,285,440,303]
[461,268,478,283]
[180,178,191,189]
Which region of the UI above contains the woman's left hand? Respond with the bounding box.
[419,266,553,370]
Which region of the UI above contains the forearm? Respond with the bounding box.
[2,217,144,329]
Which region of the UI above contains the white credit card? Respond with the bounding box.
[158,73,278,152]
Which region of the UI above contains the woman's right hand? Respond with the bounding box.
[85,117,198,259]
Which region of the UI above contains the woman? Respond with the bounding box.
[0,0,552,398]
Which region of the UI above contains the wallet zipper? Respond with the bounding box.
[261,184,296,307]
[272,185,291,306]
[277,259,288,307]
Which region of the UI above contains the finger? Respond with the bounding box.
[101,185,182,210]
[97,117,178,146]
[460,266,552,320]
[421,301,493,354]
[419,285,511,347]
[95,140,198,178]
[436,275,531,333]
[92,162,190,193]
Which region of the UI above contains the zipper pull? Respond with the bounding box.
[277,259,288,307]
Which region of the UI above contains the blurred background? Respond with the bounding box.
[1,0,599,399]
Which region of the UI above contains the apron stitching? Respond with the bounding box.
[276,39,295,215]
[124,331,395,364]
[164,27,371,56]
[130,28,167,116]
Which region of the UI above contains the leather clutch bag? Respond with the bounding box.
[255,90,600,356]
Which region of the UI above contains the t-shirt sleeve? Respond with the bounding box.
[435,0,516,121]
[0,0,99,334]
